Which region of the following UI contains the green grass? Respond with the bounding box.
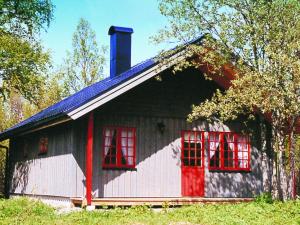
[0,197,299,225]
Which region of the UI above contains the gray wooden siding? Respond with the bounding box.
[9,68,265,198]
[88,68,263,198]
[9,123,80,197]
[83,114,262,198]
[93,115,185,197]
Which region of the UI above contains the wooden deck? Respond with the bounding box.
[71,197,253,207]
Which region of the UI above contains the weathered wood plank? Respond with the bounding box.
[71,197,254,207]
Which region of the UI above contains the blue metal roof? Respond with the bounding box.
[0,58,156,140]
[0,35,204,140]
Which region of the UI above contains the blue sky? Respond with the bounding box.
[41,0,169,74]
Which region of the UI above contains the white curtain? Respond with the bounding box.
[227,135,235,152]
[104,128,114,156]
[120,129,134,165]
[127,131,134,165]
[226,135,235,166]
[121,130,127,163]
[127,130,134,165]
[184,132,190,141]
[237,136,248,168]
[209,135,220,159]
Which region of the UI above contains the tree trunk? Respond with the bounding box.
[289,127,296,199]
[275,130,287,201]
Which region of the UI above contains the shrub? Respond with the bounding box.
[255,192,273,204]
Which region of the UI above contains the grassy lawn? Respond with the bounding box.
[0,197,299,225]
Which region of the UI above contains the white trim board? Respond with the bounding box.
[67,52,187,120]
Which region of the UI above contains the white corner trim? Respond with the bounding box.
[67,52,186,120]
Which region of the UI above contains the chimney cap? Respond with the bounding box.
[108,26,134,35]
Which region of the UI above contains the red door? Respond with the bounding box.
[181,130,205,197]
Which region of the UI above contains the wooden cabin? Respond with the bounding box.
[0,26,279,207]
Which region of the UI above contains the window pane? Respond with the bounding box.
[182,131,203,168]
[127,157,134,165]
[208,132,250,171]
[184,132,190,140]
[184,150,188,157]
[190,150,195,157]
[190,132,195,141]
[237,135,249,169]
[128,147,134,157]
[39,137,48,153]
[196,159,201,166]
[128,138,134,147]
[209,133,220,169]
[183,158,189,166]
[103,127,136,168]
[128,130,134,138]
[103,128,117,166]
[121,130,127,138]
[190,143,196,149]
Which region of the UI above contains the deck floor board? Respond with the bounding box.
[71,197,253,207]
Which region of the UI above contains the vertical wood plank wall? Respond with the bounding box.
[85,115,262,198]
[9,122,80,197]
[9,68,264,198]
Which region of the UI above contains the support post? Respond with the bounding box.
[86,112,94,206]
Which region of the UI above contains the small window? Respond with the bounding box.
[102,127,136,169]
[39,137,48,154]
[181,130,204,167]
[209,132,250,171]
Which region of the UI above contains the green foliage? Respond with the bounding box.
[0,32,50,103]
[154,0,300,200]
[0,147,6,196]
[154,0,300,128]
[0,0,54,104]
[129,205,152,214]
[0,197,55,224]
[255,192,274,204]
[162,201,170,213]
[1,197,300,225]
[0,0,63,134]
[0,0,54,37]
[60,18,107,95]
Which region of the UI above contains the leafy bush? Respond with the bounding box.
[255,192,273,204]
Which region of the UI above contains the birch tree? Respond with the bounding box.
[0,0,54,103]
[153,0,300,200]
[61,18,106,95]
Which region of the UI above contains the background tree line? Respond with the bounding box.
[0,0,106,132]
[0,0,106,195]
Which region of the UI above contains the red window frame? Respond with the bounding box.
[181,130,204,168]
[208,131,250,171]
[39,137,48,154]
[102,126,136,169]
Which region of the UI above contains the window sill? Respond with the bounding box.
[102,167,137,171]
